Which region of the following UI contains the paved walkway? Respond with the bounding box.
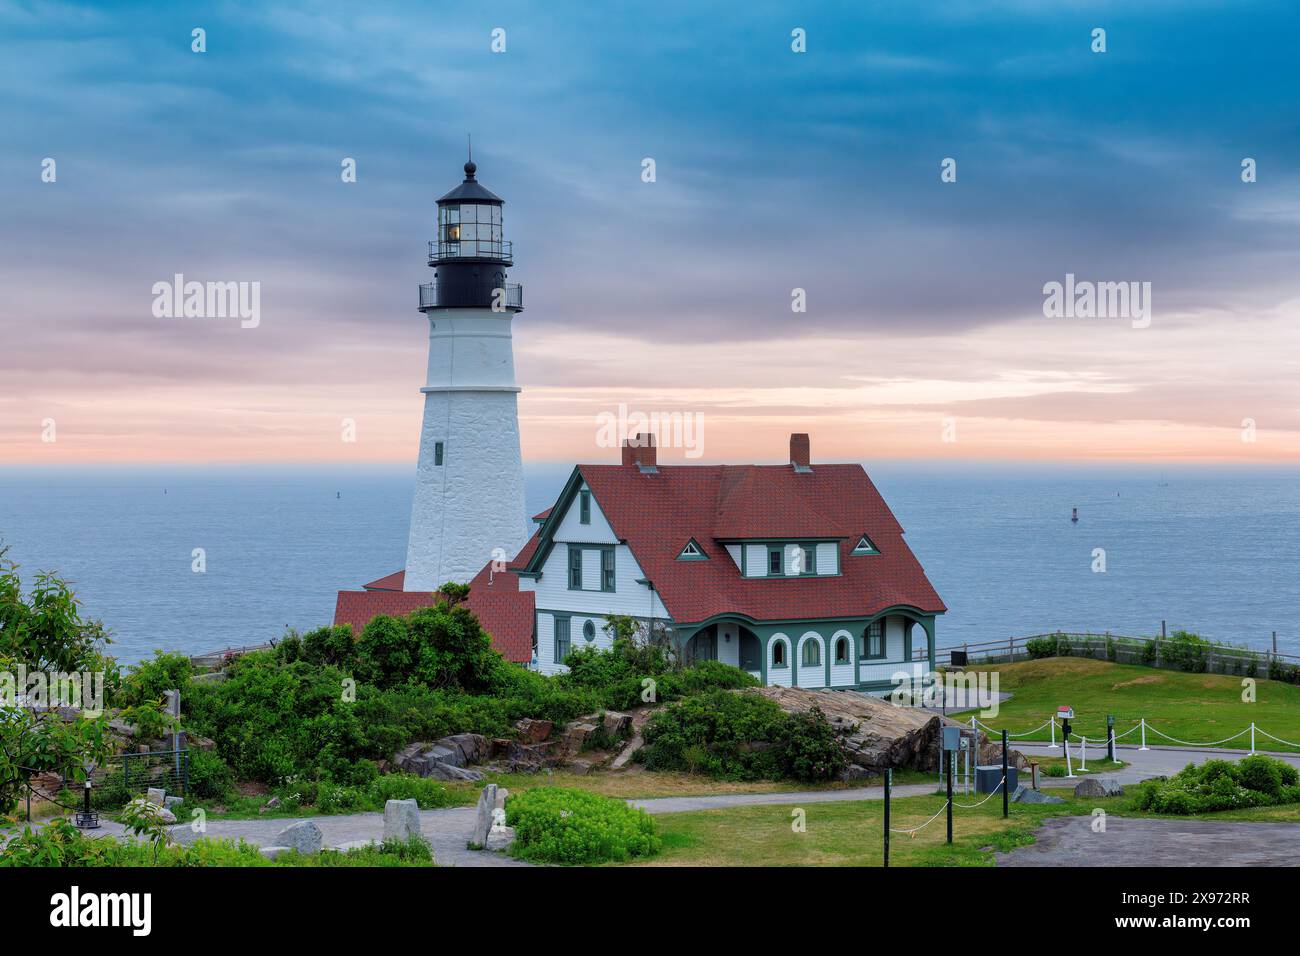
[1011,741,1300,787]
[630,783,933,814]
[997,816,1300,866]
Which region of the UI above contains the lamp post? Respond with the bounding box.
[74,757,100,829]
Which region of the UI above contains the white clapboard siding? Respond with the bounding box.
[768,633,793,686]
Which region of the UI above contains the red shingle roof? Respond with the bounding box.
[571,462,944,625]
[334,553,536,662]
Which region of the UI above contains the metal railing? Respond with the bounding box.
[428,239,512,262]
[418,280,523,310]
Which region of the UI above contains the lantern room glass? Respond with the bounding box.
[437,203,504,258]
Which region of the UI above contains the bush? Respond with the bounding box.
[640,689,845,782]
[186,748,234,801]
[506,787,660,864]
[1163,630,1209,673]
[1132,756,1300,815]
[1024,637,1056,660]
[118,651,193,709]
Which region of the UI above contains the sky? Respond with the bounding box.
[2,0,1298,467]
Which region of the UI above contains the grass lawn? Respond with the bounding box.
[635,792,1095,866]
[951,658,1300,751]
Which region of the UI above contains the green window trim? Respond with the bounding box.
[567,546,583,590]
[579,489,591,524]
[852,534,879,555]
[677,538,707,561]
[863,620,886,659]
[834,636,851,665]
[771,639,789,668]
[801,640,820,667]
[767,547,783,576]
[601,547,616,592]
[554,615,571,663]
[582,620,596,642]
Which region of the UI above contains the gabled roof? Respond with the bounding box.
[524,462,943,626]
[334,531,543,664]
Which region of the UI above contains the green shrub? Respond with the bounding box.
[185,748,234,801]
[778,706,848,781]
[1132,756,1300,814]
[118,651,193,709]
[506,787,660,864]
[1024,637,1055,659]
[1164,631,1209,673]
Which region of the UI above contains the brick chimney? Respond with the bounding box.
[790,433,811,473]
[621,432,658,471]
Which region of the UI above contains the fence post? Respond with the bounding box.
[1049,716,1058,749]
[1002,730,1009,818]
[883,768,890,868]
[1079,736,1088,771]
[1250,723,1256,756]
[1156,621,1165,668]
[1064,738,1075,778]
[946,751,954,845]
[1139,718,1148,751]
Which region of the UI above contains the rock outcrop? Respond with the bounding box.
[752,686,1027,774]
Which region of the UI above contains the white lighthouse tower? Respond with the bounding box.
[403,160,529,591]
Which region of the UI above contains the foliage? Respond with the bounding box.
[639,689,844,782]
[117,651,192,709]
[120,797,173,864]
[118,701,176,741]
[185,748,234,800]
[1024,637,1056,660]
[1162,630,1209,673]
[0,707,112,817]
[0,559,115,673]
[506,786,660,864]
[1132,756,1300,815]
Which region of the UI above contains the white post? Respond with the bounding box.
[1064,738,1076,778]
[970,716,977,731]
[1049,717,1059,750]
[1139,718,1149,751]
[1079,736,1087,771]
[1250,722,1256,756]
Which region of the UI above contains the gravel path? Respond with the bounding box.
[997,815,1300,866]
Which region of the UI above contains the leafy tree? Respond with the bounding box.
[0,557,113,672]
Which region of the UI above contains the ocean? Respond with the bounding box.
[0,464,1296,664]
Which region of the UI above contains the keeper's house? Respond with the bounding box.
[336,432,944,693]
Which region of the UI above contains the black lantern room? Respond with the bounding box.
[419,161,523,312]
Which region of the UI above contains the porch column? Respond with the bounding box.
[921,617,936,671]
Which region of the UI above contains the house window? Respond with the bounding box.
[568,547,583,590]
[554,616,571,663]
[768,548,783,576]
[677,539,707,560]
[864,621,885,659]
[579,489,591,524]
[601,548,615,591]
[835,637,850,664]
[797,543,816,575]
[852,535,878,556]
[772,639,788,668]
[582,620,596,643]
[801,640,820,667]
[434,442,444,466]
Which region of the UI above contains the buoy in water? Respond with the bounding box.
[1071,507,1079,523]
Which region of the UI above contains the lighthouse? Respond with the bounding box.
[403,160,529,591]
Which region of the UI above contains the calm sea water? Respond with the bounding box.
[0,464,1296,664]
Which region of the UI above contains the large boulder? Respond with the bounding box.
[601,711,633,739]
[561,722,598,756]
[442,733,491,765]
[513,718,553,743]
[426,762,483,782]
[1075,777,1124,797]
[275,820,323,856]
[1013,785,1064,805]
[383,798,422,842]
[751,686,1027,774]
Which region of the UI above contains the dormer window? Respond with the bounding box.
[852,535,879,556]
[677,538,707,561]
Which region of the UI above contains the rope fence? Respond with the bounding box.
[971,716,1299,755]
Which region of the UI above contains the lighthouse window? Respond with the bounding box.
[434,442,444,466]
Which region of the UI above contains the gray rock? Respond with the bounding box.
[156,806,177,824]
[601,711,632,739]
[163,795,184,811]
[1072,778,1108,798]
[493,787,509,812]
[146,787,166,807]
[1013,785,1064,805]
[275,820,323,856]
[427,761,483,782]
[383,798,422,843]
[1095,776,1124,796]
[423,744,463,768]
[471,784,498,848]
[258,845,290,860]
[441,733,490,765]
[485,825,515,852]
